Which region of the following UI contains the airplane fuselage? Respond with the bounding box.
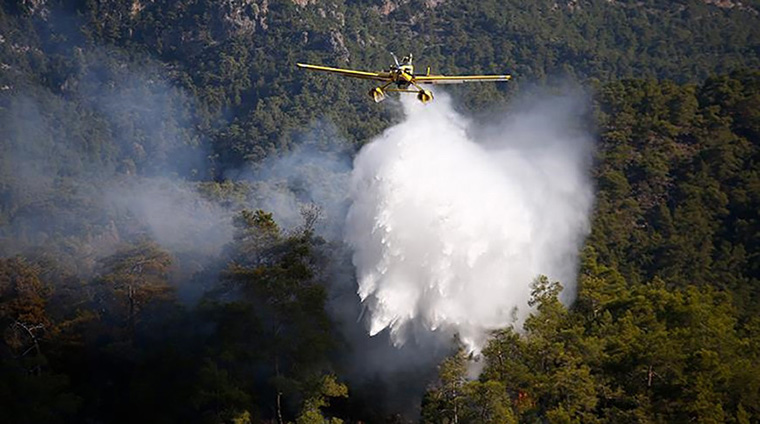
[392,65,414,88]
[374,65,415,88]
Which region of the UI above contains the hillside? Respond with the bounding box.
[2,0,760,162]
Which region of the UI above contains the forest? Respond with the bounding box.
[1,0,759,423]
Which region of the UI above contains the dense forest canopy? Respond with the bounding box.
[1,0,759,422]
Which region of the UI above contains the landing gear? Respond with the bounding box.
[417,89,434,103]
[369,87,386,103]
[369,82,433,104]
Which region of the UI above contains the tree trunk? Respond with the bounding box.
[128,284,136,343]
[275,357,284,424]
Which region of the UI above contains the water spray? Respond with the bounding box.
[345,92,594,353]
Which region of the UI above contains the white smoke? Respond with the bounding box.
[106,177,234,256]
[345,91,594,353]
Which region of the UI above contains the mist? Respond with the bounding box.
[237,136,353,238]
[344,91,594,354]
[0,37,251,296]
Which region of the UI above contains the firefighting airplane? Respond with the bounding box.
[297,53,511,103]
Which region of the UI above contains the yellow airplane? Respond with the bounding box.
[297,53,511,103]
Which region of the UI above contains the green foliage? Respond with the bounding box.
[0,257,81,423]
[191,359,253,424]
[590,70,760,314]
[94,240,174,339]
[202,209,341,422]
[296,374,348,424]
[422,348,517,424]
[2,0,760,176]
[467,269,760,423]
[0,257,50,329]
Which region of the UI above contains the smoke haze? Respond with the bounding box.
[0,48,217,267]
[345,91,594,353]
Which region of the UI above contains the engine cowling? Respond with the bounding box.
[417,89,434,103]
[369,87,386,103]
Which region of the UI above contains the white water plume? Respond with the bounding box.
[345,92,594,353]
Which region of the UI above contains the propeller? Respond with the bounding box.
[390,52,400,68]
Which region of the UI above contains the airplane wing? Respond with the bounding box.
[414,74,512,84]
[297,63,391,82]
